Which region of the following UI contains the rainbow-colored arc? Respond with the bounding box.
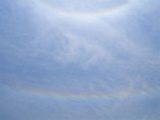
[20,86,152,101]
[2,82,157,101]
[39,0,130,17]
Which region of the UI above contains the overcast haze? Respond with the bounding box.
[0,0,160,120]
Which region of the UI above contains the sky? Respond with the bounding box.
[0,0,160,120]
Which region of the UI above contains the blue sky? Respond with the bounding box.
[0,0,160,120]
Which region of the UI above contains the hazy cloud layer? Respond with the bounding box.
[0,0,160,120]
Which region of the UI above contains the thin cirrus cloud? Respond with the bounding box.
[0,0,160,120]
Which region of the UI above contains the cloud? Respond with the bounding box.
[0,0,160,120]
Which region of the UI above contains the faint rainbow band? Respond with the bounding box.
[38,0,130,17]
[19,86,155,101]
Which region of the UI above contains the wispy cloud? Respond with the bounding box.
[0,0,160,120]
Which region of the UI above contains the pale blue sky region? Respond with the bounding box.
[0,0,160,120]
